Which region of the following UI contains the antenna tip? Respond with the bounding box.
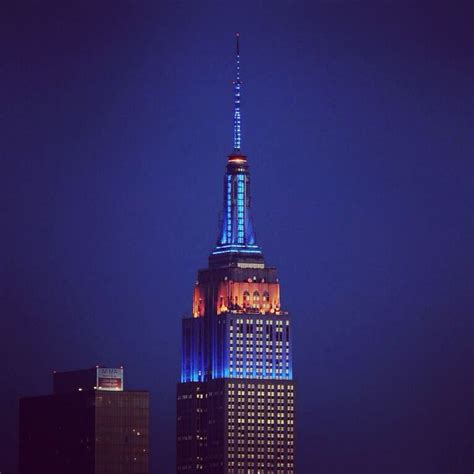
[236,32,240,37]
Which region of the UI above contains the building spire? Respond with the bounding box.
[233,33,242,152]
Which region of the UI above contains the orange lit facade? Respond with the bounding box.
[193,278,280,316]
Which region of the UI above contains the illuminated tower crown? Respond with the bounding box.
[211,33,263,268]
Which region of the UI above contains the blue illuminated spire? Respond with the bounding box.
[233,33,242,152]
[210,34,263,263]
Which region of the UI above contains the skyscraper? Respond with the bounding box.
[19,367,149,474]
[176,34,295,474]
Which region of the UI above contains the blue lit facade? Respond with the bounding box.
[181,311,293,383]
[177,34,295,473]
[181,316,205,383]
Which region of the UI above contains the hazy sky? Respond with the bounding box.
[2,1,472,473]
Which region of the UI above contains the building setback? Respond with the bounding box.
[177,34,295,474]
[19,367,149,474]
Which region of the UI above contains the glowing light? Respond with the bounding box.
[212,248,262,255]
[233,33,241,151]
[215,243,260,249]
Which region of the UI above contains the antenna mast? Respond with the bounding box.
[233,33,242,152]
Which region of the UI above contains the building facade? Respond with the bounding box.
[19,367,149,474]
[177,35,295,474]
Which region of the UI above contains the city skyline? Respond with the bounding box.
[2,2,472,473]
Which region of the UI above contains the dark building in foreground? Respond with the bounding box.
[177,34,295,474]
[19,367,149,474]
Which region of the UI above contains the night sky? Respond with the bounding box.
[2,1,472,473]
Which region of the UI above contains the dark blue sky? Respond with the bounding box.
[2,1,472,473]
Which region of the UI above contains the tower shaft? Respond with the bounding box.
[177,35,295,474]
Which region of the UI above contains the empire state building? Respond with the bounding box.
[177,34,295,474]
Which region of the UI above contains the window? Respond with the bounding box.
[243,291,250,307]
